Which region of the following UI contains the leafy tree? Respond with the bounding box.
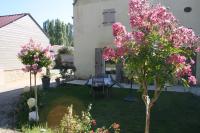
[43,19,73,46]
[103,0,200,133]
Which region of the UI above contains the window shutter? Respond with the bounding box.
[103,9,116,25]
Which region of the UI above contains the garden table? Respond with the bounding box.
[85,74,123,97]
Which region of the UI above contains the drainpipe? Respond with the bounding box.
[73,0,78,6]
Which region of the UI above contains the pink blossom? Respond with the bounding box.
[195,47,200,53]
[176,65,192,78]
[170,27,197,48]
[112,22,127,36]
[44,51,51,59]
[22,65,31,72]
[133,31,145,43]
[34,55,40,62]
[102,47,116,61]
[116,47,127,58]
[190,59,195,65]
[188,75,197,85]
[32,64,38,70]
[167,54,186,64]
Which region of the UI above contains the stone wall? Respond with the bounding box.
[4,69,29,84]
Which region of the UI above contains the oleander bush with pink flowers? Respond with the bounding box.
[103,0,200,133]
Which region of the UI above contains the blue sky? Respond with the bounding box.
[0,0,73,26]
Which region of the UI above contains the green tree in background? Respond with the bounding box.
[43,19,73,46]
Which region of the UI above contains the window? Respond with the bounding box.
[103,9,116,25]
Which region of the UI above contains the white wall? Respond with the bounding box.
[0,15,49,70]
[74,0,129,78]
[74,0,200,81]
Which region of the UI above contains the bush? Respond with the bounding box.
[60,105,120,133]
[58,47,73,55]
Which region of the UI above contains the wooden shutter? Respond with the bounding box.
[103,9,116,25]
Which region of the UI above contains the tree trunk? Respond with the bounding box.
[30,71,32,91]
[144,95,151,133]
[145,105,151,133]
[34,73,39,122]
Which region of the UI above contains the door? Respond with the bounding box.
[95,48,105,76]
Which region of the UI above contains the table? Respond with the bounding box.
[85,75,123,97]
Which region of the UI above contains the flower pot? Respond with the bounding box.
[55,78,60,86]
[42,76,50,89]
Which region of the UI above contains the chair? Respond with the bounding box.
[91,75,105,98]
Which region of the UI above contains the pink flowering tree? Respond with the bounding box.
[18,39,54,121]
[103,0,199,133]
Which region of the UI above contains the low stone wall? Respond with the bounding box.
[0,69,4,85]
[4,69,29,84]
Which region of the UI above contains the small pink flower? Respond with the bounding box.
[188,76,197,85]
[133,31,145,43]
[190,59,195,65]
[102,47,116,61]
[112,22,127,36]
[32,64,38,70]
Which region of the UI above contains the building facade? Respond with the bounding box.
[73,0,200,82]
[0,13,49,85]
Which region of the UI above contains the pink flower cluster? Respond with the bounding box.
[167,54,186,64]
[112,22,127,36]
[22,64,42,73]
[102,47,116,61]
[18,39,54,74]
[170,27,198,48]
[167,54,196,84]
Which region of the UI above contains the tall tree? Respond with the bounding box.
[54,19,63,45]
[43,19,73,46]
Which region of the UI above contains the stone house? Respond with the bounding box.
[73,0,200,82]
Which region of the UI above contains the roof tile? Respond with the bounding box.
[0,13,27,28]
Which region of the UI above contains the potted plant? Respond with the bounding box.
[42,67,51,89]
[55,77,61,86]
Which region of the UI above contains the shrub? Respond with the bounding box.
[60,105,120,133]
[58,47,73,55]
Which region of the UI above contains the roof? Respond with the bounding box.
[0,13,48,38]
[0,13,27,28]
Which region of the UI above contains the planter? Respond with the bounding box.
[55,78,61,86]
[42,76,50,89]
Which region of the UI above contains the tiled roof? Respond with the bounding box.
[0,13,27,28]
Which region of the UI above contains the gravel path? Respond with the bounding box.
[0,89,22,132]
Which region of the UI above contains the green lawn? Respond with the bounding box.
[32,84,200,133]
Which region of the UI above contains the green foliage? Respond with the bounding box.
[58,47,73,55]
[22,124,54,133]
[55,104,120,133]
[43,19,73,46]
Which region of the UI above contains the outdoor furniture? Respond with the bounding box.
[91,75,105,97]
[85,74,123,97]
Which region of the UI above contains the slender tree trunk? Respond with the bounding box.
[143,95,151,133]
[145,104,151,133]
[34,73,39,122]
[30,71,32,91]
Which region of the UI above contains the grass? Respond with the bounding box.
[19,84,200,133]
